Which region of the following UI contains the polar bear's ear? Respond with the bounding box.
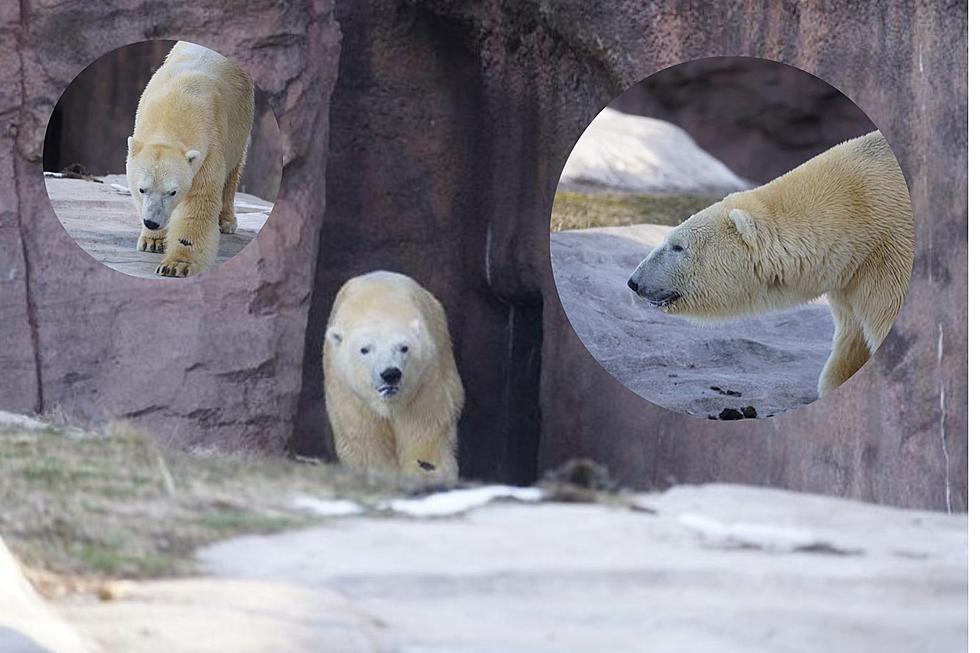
[729,209,757,247]
[128,137,141,155]
[185,150,201,166]
[326,326,343,346]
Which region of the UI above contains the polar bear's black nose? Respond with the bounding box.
[627,277,639,292]
[381,367,402,384]
[144,219,160,230]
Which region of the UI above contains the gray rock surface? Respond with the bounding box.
[197,484,966,653]
[46,175,271,280]
[551,224,834,417]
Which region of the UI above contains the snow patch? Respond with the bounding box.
[559,108,750,194]
[385,485,545,517]
[292,496,365,517]
[0,411,50,430]
[679,513,861,555]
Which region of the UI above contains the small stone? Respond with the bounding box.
[718,408,743,420]
[741,406,758,419]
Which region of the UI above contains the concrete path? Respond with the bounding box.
[58,579,381,653]
[45,174,272,279]
[197,484,966,653]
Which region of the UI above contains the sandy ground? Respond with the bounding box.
[550,224,835,417]
[45,174,272,279]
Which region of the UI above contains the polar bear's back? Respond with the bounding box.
[750,130,914,271]
[134,41,253,148]
[329,271,437,328]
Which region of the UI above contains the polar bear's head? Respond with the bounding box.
[126,138,203,231]
[326,316,433,406]
[627,198,769,320]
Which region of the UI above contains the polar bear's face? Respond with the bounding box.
[126,138,202,231]
[327,319,431,405]
[627,202,764,320]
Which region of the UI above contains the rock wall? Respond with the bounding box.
[0,1,965,510]
[1,1,340,451]
[609,56,877,183]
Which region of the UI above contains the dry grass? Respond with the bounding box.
[550,190,721,231]
[0,422,391,583]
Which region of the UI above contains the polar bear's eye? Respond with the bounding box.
[360,346,371,355]
[138,188,146,194]
[169,190,177,196]
[400,345,409,353]
[671,244,684,252]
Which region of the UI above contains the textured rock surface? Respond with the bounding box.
[0,2,966,510]
[610,56,877,183]
[1,1,340,450]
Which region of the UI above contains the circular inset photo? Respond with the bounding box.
[43,40,282,279]
[550,57,914,419]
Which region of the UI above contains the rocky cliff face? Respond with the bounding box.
[0,1,965,510]
[2,1,340,450]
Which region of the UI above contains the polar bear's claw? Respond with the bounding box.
[218,213,238,234]
[138,233,166,253]
[155,261,198,278]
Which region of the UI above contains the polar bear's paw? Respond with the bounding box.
[218,211,237,234]
[155,258,202,278]
[137,229,167,254]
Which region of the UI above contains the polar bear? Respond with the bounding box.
[323,271,465,483]
[627,131,914,397]
[126,41,254,277]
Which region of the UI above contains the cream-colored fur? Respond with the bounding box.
[629,131,914,397]
[323,272,465,484]
[126,41,254,277]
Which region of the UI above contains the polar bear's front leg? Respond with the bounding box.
[137,226,167,253]
[818,296,870,397]
[395,422,459,484]
[157,214,218,277]
[218,160,244,235]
